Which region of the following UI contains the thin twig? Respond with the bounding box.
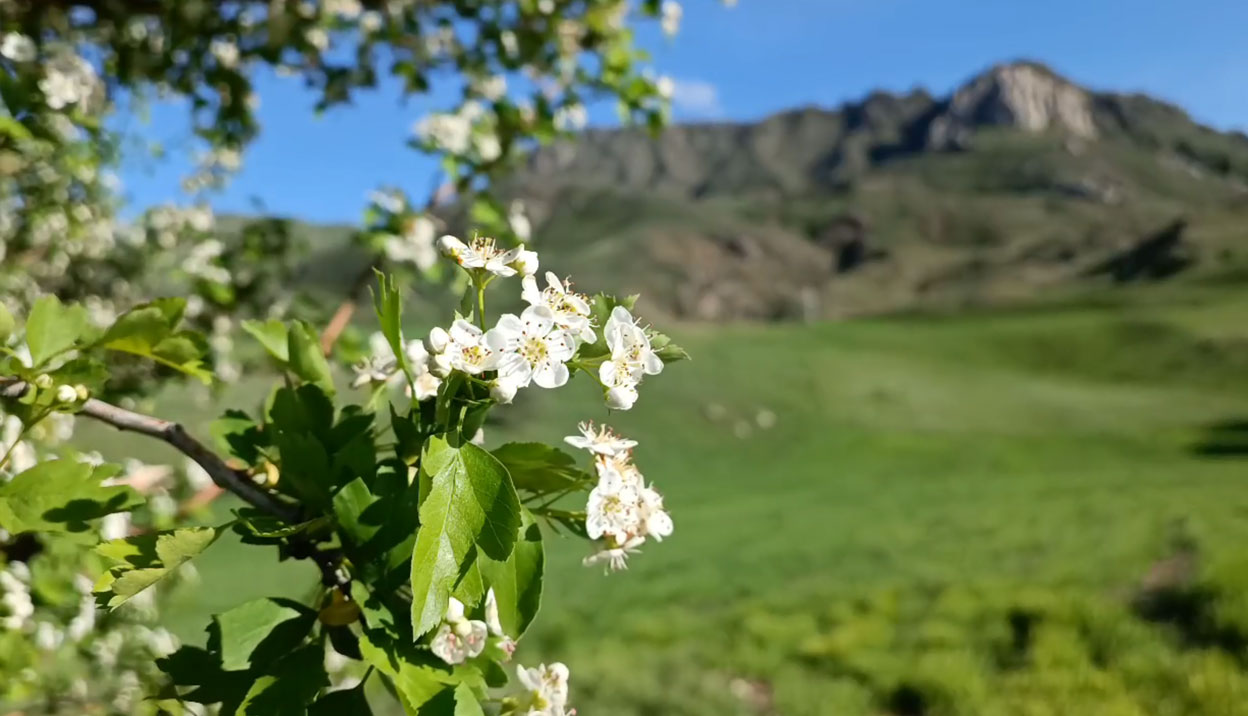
[0,378,297,522]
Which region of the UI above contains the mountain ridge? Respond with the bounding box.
[485,60,1248,321]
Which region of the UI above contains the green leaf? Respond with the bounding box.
[453,683,486,716]
[96,298,211,382]
[647,329,690,364]
[237,644,327,716]
[359,629,457,712]
[241,319,290,363]
[214,598,317,672]
[212,409,269,466]
[25,294,87,367]
[410,436,521,637]
[490,443,594,494]
[479,509,544,637]
[372,271,411,380]
[0,302,14,345]
[157,646,253,711]
[0,460,142,535]
[94,526,221,608]
[310,685,372,716]
[273,430,333,510]
[287,320,334,394]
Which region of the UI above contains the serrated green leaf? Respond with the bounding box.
[372,271,415,386]
[94,526,221,608]
[237,644,327,716]
[157,646,254,711]
[97,298,211,382]
[359,629,457,712]
[490,443,593,494]
[410,436,520,637]
[310,684,372,716]
[287,320,334,394]
[479,509,544,637]
[274,430,333,510]
[214,598,317,672]
[25,294,87,367]
[241,319,290,363]
[212,409,269,466]
[0,460,142,535]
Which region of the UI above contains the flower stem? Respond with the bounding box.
[476,282,487,330]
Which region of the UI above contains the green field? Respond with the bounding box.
[80,283,1248,715]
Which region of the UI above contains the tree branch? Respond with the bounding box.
[0,378,298,523]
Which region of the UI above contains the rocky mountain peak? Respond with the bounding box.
[928,61,1097,148]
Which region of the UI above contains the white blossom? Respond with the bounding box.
[210,37,240,68]
[445,320,498,375]
[582,535,644,572]
[1,33,35,63]
[56,384,78,403]
[486,306,575,389]
[439,235,531,278]
[508,201,532,242]
[660,1,683,37]
[522,272,595,345]
[598,306,663,410]
[99,512,131,541]
[0,565,33,631]
[564,422,637,457]
[515,662,572,716]
[430,597,488,665]
[384,215,438,271]
[38,47,99,111]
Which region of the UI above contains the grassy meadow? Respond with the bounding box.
[79,282,1248,715]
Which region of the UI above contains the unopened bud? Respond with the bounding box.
[55,385,77,403]
[33,374,53,389]
[74,385,89,401]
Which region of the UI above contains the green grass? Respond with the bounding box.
[77,284,1248,714]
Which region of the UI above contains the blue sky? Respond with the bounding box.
[120,0,1248,223]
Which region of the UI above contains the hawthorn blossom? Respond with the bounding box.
[514,662,572,716]
[598,306,663,410]
[585,472,641,541]
[0,564,33,630]
[486,306,575,389]
[508,201,532,242]
[522,272,595,345]
[430,597,488,665]
[1,415,35,476]
[351,355,394,388]
[1,33,35,63]
[38,47,99,110]
[660,1,683,37]
[581,441,672,571]
[484,587,517,660]
[564,422,637,457]
[445,320,498,375]
[384,215,438,271]
[582,536,645,572]
[353,331,442,398]
[439,235,533,278]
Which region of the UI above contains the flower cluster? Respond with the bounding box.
[508,662,573,716]
[566,423,672,571]
[430,589,514,665]
[598,306,664,410]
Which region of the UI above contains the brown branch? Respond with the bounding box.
[0,378,298,522]
[319,260,378,356]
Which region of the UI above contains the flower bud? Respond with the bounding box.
[428,326,450,353]
[55,385,78,403]
[511,247,539,277]
[74,385,89,401]
[437,234,466,259]
[33,374,53,389]
[490,378,519,404]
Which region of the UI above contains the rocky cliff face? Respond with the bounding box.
[927,62,1097,149]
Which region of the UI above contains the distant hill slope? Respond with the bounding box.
[494,60,1248,320]
[291,60,1248,321]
